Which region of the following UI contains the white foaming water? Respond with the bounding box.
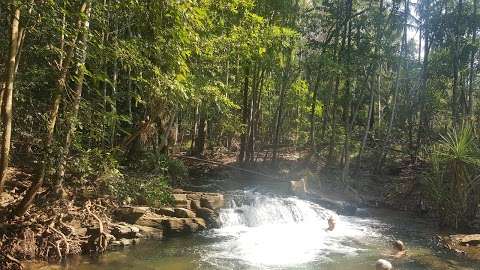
[203,191,381,269]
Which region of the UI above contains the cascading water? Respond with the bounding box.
[201,191,383,269]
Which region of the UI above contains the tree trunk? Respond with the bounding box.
[54,1,91,195]
[0,4,20,194]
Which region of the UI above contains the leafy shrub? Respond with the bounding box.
[129,152,187,182]
[109,175,174,207]
[67,148,122,188]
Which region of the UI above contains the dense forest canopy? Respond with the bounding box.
[1,0,480,228]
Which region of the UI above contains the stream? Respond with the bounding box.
[30,189,480,270]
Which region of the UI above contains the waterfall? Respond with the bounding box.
[203,191,380,269]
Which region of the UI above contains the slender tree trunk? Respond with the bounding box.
[0,4,20,194]
[238,66,250,163]
[248,67,265,163]
[190,105,198,154]
[468,0,478,117]
[54,1,91,195]
[341,1,353,172]
[111,20,118,148]
[377,0,407,172]
[194,109,207,156]
[356,77,375,173]
[309,75,320,150]
[272,57,291,164]
[328,32,345,165]
[451,5,459,126]
[246,65,258,162]
[416,0,430,159]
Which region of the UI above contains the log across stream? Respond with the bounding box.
[27,187,480,270]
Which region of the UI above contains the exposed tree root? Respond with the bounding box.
[85,200,108,253]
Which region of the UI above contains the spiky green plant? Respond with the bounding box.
[424,126,480,228]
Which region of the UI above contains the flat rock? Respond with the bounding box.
[113,206,150,224]
[174,191,224,210]
[153,207,176,217]
[200,193,224,210]
[161,217,207,234]
[174,208,196,218]
[135,225,164,240]
[111,222,140,239]
[134,212,166,229]
[173,193,190,208]
[440,234,480,260]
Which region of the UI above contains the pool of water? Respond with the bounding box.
[30,190,480,270]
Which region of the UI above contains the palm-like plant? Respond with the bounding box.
[425,126,480,228]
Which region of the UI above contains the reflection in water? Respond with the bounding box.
[28,191,480,270]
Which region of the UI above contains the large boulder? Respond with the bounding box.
[195,207,220,228]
